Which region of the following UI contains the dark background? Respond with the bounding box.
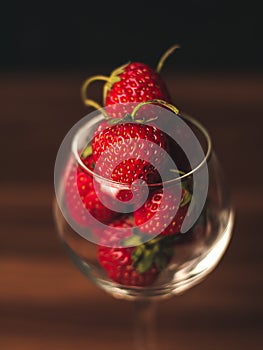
[0,1,262,72]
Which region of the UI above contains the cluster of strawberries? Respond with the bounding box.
[65,47,192,287]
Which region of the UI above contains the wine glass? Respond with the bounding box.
[53,101,234,349]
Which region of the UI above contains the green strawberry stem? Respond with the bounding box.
[81,75,110,110]
[103,62,130,103]
[130,99,179,119]
[123,231,163,248]
[156,44,180,73]
[105,99,179,126]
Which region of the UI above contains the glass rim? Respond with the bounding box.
[72,112,212,188]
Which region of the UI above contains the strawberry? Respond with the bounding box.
[65,154,119,227]
[98,218,173,287]
[103,62,171,118]
[64,160,91,226]
[92,119,168,186]
[81,45,180,118]
[134,187,191,236]
[76,156,94,197]
[82,188,120,224]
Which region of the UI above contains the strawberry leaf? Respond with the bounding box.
[81,144,92,159]
[136,248,155,273]
[131,246,144,265]
[121,235,142,247]
[106,113,133,125]
[132,235,176,274]
[111,62,130,77]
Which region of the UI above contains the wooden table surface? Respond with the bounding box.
[0,71,262,349]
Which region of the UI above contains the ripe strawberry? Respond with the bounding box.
[65,155,119,226]
[134,187,191,236]
[76,156,94,197]
[64,160,91,226]
[82,188,120,224]
[104,62,171,118]
[92,120,168,186]
[81,45,180,118]
[98,218,173,287]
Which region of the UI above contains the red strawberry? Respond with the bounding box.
[134,187,191,236]
[104,62,171,118]
[82,188,120,225]
[92,120,168,186]
[76,157,94,197]
[65,155,119,226]
[64,160,91,226]
[98,218,173,287]
[81,45,180,118]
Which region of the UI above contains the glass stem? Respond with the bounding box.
[133,300,158,350]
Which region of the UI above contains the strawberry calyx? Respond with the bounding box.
[78,144,95,172]
[103,62,130,103]
[105,99,179,125]
[81,144,92,159]
[121,230,176,274]
[133,236,175,273]
[106,113,134,125]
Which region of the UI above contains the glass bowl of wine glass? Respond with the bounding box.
[53,101,234,301]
